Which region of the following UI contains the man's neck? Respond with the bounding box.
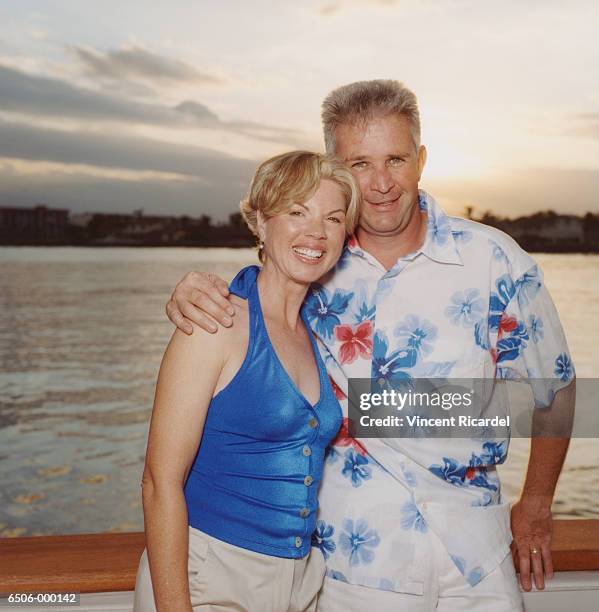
[357,210,428,271]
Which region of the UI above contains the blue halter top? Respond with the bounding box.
[184,266,342,558]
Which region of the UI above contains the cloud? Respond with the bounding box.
[2,117,597,219]
[0,119,257,219]
[72,45,225,86]
[0,63,307,146]
[174,100,220,123]
[0,117,255,179]
[0,63,172,124]
[0,165,248,219]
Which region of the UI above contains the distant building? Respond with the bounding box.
[86,210,190,245]
[506,212,584,247]
[69,212,94,228]
[0,205,69,243]
[534,216,584,243]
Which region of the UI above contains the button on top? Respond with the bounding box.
[299,507,310,518]
[295,536,303,548]
[302,445,312,457]
[308,417,318,429]
[304,475,314,486]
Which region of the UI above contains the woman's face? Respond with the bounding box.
[259,179,347,285]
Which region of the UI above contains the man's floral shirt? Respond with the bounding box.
[306,191,574,594]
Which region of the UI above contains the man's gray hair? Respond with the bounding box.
[321,80,421,155]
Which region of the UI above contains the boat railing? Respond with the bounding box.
[1,520,598,611]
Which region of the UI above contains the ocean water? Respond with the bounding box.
[0,248,597,536]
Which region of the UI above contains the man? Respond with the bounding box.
[166,80,575,611]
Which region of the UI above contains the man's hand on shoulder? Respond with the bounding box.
[165,271,234,335]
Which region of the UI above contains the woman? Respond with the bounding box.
[134,151,360,612]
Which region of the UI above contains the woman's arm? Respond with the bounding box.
[141,324,227,612]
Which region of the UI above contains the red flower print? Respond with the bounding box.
[334,320,373,365]
[498,314,518,337]
[331,417,368,456]
[347,234,360,250]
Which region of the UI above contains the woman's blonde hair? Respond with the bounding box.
[240,151,360,260]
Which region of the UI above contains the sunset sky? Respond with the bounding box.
[1,0,597,220]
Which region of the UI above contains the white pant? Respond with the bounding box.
[316,527,523,612]
[134,526,325,612]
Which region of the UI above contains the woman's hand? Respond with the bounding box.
[165,272,234,334]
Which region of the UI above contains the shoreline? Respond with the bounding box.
[2,243,599,254]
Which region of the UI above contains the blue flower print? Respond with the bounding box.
[450,554,467,575]
[471,491,494,507]
[325,569,348,583]
[400,501,428,533]
[339,518,380,566]
[429,456,498,491]
[312,520,336,560]
[452,229,473,244]
[371,330,416,387]
[445,289,485,327]
[554,353,573,382]
[402,468,417,487]
[489,275,516,331]
[379,578,395,591]
[353,301,376,324]
[428,457,467,486]
[394,315,438,356]
[450,555,484,585]
[342,449,372,487]
[495,337,524,363]
[489,240,509,263]
[474,317,490,350]
[466,470,498,492]
[449,555,484,586]
[480,441,507,465]
[528,315,544,343]
[304,284,353,339]
[347,279,376,324]
[496,366,518,380]
[428,211,451,245]
[467,567,484,586]
[515,266,542,305]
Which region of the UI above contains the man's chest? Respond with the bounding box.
[306,256,498,381]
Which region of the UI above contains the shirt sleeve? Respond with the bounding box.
[494,264,575,407]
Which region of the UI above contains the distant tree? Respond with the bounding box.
[228,212,245,229]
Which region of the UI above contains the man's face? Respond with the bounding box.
[334,114,426,239]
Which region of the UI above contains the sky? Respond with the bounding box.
[0,0,598,221]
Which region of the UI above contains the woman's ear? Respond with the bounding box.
[256,210,266,244]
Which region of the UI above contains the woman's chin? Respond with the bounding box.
[284,260,329,285]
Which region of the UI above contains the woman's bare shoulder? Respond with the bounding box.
[229,294,249,317]
[218,294,249,343]
[166,294,248,365]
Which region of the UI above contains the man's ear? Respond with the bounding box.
[417,145,427,180]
